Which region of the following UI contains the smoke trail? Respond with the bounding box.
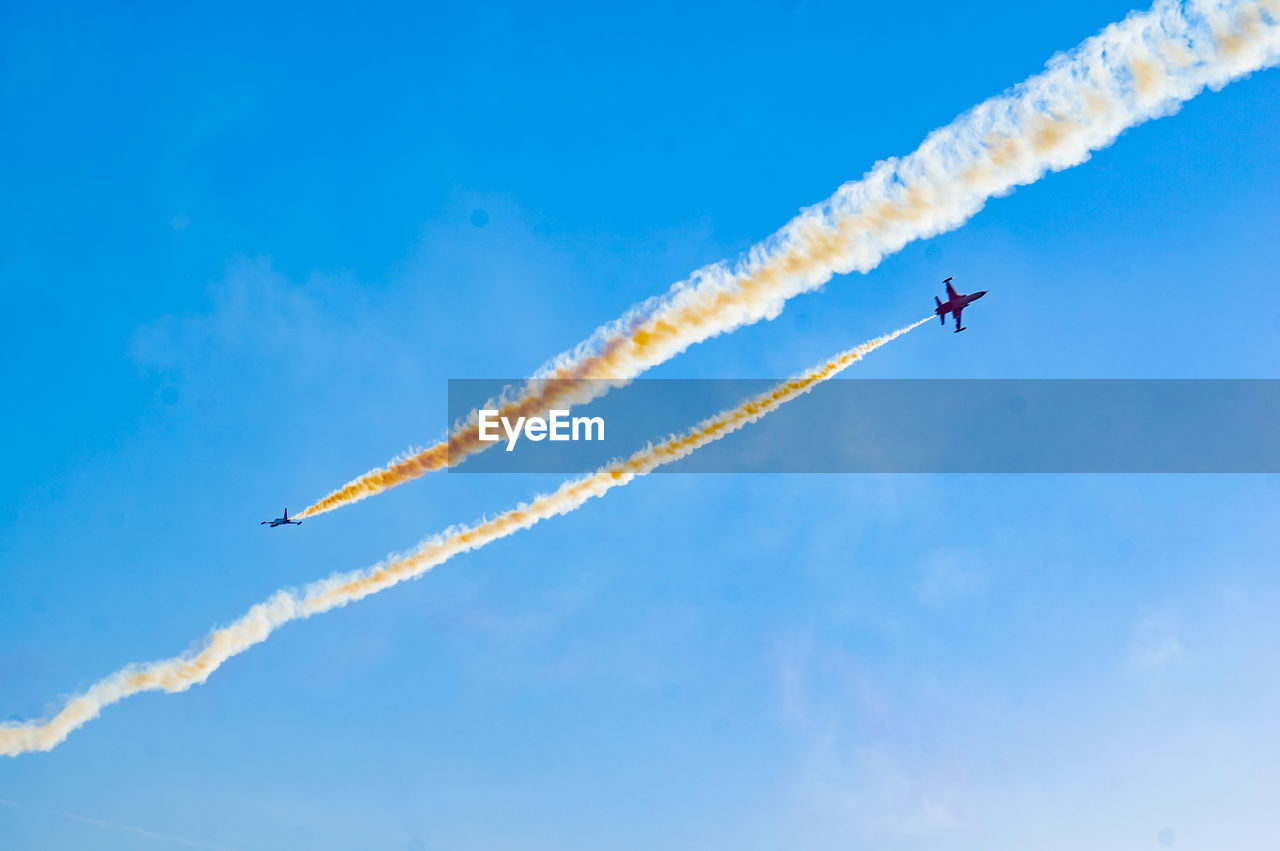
[295,0,1280,519]
[2,318,929,757]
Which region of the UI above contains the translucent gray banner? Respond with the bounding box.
[446,379,1280,473]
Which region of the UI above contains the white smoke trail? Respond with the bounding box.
[297,0,1280,518]
[1,319,929,757]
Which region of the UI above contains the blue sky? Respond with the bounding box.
[1,0,1278,848]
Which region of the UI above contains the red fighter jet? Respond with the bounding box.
[934,276,988,333]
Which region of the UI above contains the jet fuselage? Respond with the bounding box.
[935,289,986,318]
[934,278,987,332]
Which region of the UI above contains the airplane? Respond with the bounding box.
[934,276,988,332]
[261,508,301,527]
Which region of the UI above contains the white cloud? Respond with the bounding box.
[1127,607,1188,672]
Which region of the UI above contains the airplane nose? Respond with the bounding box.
[975,290,988,298]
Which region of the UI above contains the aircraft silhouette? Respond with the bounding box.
[261,508,301,527]
[934,276,987,332]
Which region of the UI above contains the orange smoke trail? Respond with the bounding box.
[2,318,928,757]
[296,0,1280,519]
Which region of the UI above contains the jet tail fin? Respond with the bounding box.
[935,296,944,324]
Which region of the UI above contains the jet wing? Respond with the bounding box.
[945,281,959,299]
[953,306,964,330]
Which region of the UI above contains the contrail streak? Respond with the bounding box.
[1,318,929,757]
[296,0,1280,519]
[0,797,237,849]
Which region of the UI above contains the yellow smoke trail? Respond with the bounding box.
[296,0,1280,519]
[1,318,929,757]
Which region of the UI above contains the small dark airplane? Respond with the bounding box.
[261,508,301,527]
[934,276,988,332]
